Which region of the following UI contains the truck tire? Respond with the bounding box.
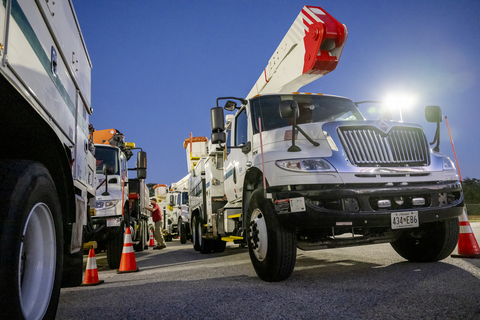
[179,218,187,244]
[134,221,145,252]
[212,239,227,253]
[247,188,296,282]
[61,238,84,288]
[391,217,460,262]
[194,215,212,253]
[0,160,63,319]
[107,230,124,269]
[192,216,200,251]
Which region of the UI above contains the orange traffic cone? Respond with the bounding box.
[81,249,104,286]
[452,208,480,259]
[117,228,139,273]
[149,229,155,247]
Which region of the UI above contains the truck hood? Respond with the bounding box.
[251,120,459,186]
[94,174,125,201]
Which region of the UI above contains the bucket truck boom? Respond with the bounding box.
[247,5,347,98]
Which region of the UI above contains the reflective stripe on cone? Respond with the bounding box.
[117,227,139,273]
[82,248,105,286]
[452,208,480,259]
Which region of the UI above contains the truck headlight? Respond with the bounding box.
[442,157,455,171]
[95,200,119,209]
[275,158,334,172]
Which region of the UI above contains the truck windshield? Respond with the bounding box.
[251,94,363,134]
[182,192,189,205]
[95,146,119,175]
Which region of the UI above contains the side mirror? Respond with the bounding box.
[137,151,147,169]
[224,100,237,111]
[425,105,442,123]
[102,164,114,196]
[425,105,442,152]
[137,169,147,180]
[169,194,175,206]
[211,107,226,144]
[279,100,299,119]
[137,151,147,179]
[279,100,301,152]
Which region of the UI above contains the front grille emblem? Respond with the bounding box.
[378,121,389,133]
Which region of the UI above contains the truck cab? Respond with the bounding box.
[89,129,148,269]
[209,93,462,281]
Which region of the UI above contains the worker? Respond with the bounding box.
[145,199,166,250]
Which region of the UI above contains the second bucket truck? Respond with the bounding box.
[89,129,149,269]
[187,5,464,282]
[168,172,191,244]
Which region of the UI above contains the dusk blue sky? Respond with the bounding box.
[73,1,480,186]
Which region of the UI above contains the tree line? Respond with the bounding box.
[462,178,480,204]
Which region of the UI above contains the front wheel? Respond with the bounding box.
[247,188,297,282]
[0,160,63,319]
[390,217,459,262]
[107,229,124,269]
[134,221,145,252]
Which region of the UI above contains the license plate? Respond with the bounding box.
[391,211,419,229]
[107,218,121,227]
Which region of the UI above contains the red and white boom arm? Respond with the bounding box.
[246,5,347,99]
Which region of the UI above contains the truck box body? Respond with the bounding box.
[0,0,95,317]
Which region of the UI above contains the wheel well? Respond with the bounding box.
[0,76,75,225]
[242,167,267,225]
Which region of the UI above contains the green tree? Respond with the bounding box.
[462,177,480,204]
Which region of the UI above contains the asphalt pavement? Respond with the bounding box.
[57,223,480,320]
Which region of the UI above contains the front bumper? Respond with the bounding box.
[273,181,463,229]
[89,216,124,242]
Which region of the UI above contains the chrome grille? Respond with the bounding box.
[338,126,430,166]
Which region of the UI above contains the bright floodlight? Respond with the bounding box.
[384,94,416,121]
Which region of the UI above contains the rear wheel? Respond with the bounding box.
[212,239,227,253]
[193,215,212,254]
[247,188,297,282]
[391,217,459,262]
[192,216,200,251]
[198,219,212,254]
[0,160,63,319]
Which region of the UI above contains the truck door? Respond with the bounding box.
[224,106,250,201]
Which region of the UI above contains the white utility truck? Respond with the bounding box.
[0,0,95,318]
[89,129,148,269]
[188,5,464,282]
[167,172,191,244]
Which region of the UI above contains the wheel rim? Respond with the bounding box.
[192,217,197,245]
[19,203,56,320]
[197,218,203,246]
[178,218,182,238]
[250,208,268,261]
